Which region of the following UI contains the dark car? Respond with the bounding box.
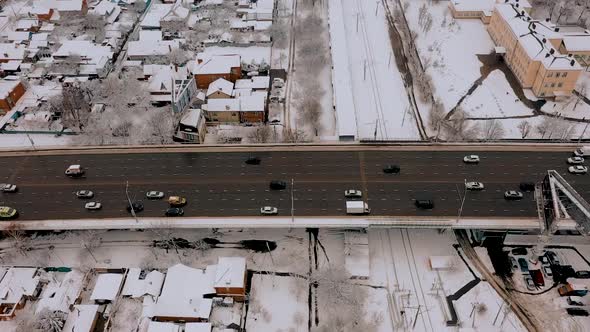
[566,308,589,317]
[165,208,184,217]
[518,258,529,272]
[382,165,400,174]
[126,201,144,213]
[575,270,590,279]
[530,269,545,287]
[519,182,535,192]
[511,247,527,255]
[545,251,561,265]
[269,180,287,190]
[245,157,261,165]
[415,199,434,209]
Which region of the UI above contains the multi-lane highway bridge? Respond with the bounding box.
[0,143,588,231]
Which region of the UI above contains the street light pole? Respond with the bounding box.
[456,180,467,224]
[125,181,138,222]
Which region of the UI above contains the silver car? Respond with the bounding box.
[465,182,484,190]
[0,184,17,192]
[260,206,278,215]
[76,190,94,199]
[569,165,588,174]
[504,190,523,200]
[344,189,362,198]
[146,191,165,199]
[567,156,585,165]
[85,202,102,210]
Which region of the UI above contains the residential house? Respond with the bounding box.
[236,0,273,21]
[160,2,189,31]
[558,31,590,68]
[52,40,114,77]
[214,257,247,301]
[203,98,240,123]
[127,30,181,60]
[121,268,165,299]
[193,54,241,88]
[151,264,216,322]
[89,1,121,24]
[61,305,99,332]
[0,268,41,320]
[15,19,40,32]
[488,3,582,98]
[174,108,207,143]
[89,273,124,304]
[0,80,26,114]
[25,5,55,21]
[140,3,174,29]
[234,76,270,91]
[146,64,192,104]
[3,31,31,45]
[35,270,85,314]
[185,323,212,332]
[450,0,531,24]
[238,94,265,123]
[47,0,89,14]
[206,78,234,99]
[148,321,181,332]
[0,43,26,63]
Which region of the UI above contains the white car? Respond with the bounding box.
[463,155,480,163]
[146,191,165,199]
[76,190,94,198]
[569,165,588,174]
[0,184,17,192]
[85,202,102,210]
[504,190,524,200]
[344,189,362,198]
[567,156,585,165]
[465,182,484,190]
[260,206,278,215]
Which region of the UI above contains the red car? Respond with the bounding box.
[530,269,545,287]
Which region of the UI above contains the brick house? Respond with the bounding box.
[193,54,241,89]
[0,80,26,114]
[206,78,234,99]
[214,257,247,301]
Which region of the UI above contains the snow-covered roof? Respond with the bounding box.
[152,264,215,320]
[162,3,189,22]
[35,270,84,314]
[234,76,269,90]
[16,19,39,30]
[214,257,246,288]
[542,55,581,70]
[62,305,99,332]
[180,108,204,127]
[147,321,181,332]
[452,0,531,12]
[121,269,165,298]
[90,273,124,301]
[148,65,190,94]
[185,323,212,332]
[232,88,251,97]
[0,268,39,305]
[141,3,173,28]
[128,31,181,57]
[4,31,31,42]
[89,1,121,23]
[26,4,52,15]
[207,78,234,97]
[194,54,240,75]
[0,43,26,61]
[562,35,590,52]
[0,80,22,99]
[206,98,240,112]
[54,41,113,62]
[429,256,456,270]
[47,0,85,11]
[238,94,265,112]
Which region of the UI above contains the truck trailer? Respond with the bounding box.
[346,201,370,215]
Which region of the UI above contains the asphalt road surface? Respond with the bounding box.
[1,150,589,220]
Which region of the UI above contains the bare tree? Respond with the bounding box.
[300,96,322,136]
[283,128,308,143]
[142,109,176,144]
[481,119,505,140]
[555,0,574,22]
[269,18,288,48]
[445,108,480,141]
[517,120,532,138]
[48,84,92,131]
[574,80,588,111]
[83,14,106,43]
[133,0,146,13]
[577,0,590,22]
[248,125,272,143]
[50,54,83,75]
[80,230,102,263]
[35,309,67,332]
[167,48,191,66]
[429,101,446,139]
[3,223,32,257]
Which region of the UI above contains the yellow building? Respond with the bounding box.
[558,33,590,69]
[488,3,582,98]
[450,0,531,24]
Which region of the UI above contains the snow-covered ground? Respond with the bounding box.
[329,0,419,140]
[0,133,71,148]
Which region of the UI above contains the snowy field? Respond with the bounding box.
[329,0,419,140]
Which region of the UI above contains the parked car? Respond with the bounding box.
[0,184,17,192]
[382,165,400,174]
[518,258,529,272]
[504,191,524,200]
[126,201,144,213]
[0,206,18,219]
[465,182,484,190]
[530,269,545,287]
[575,270,590,279]
[543,265,553,277]
[168,196,187,206]
[415,199,434,209]
[463,155,480,163]
[260,206,278,215]
[568,165,588,174]
[146,191,164,199]
[566,308,589,317]
[539,255,549,264]
[568,156,585,165]
[510,256,518,270]
[512,247,528,255]
[269,180,287,190]
[567,296,585,306]
[76,190,94,199]
[85,202,102,210]
[519,182,535,192]
[245,157,261,165]
[546,251,561,265]
[344,189,362,198]
[165,208,184,217]
[524,275,536,291]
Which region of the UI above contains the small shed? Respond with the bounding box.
[90,273,124,304]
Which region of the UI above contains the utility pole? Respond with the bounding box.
[125,181,138,222]
[578,122,589,143]
[26,133,36,151]
[364,60,367,80]
[291,178,294,223]
[456,180,467,224]
[356,13,359,33]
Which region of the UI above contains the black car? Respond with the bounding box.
[519,182,535,192]
[566,308,589,317]
[415,199,434,209]
[165,208,184,217]
[511,247,528,255]
[126,201,144,213]
[545,251,560,265]
[270,180,287,190]
[575,270,590,279]
[383,165,400,174]
[245,157,261,165]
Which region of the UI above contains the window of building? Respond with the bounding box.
[562,72,568,78]
[548,72,553,78]
[558,82,563,88]
[540,92,545,96]
[544,83,549,88]
[551,83,556,88]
